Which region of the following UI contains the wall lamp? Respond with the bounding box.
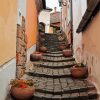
[58,0,67,6]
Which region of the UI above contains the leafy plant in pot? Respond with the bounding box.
[70,62,88,78]
[10,79,35,100]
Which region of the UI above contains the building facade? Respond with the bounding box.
[0,0,46,99]
[39,8,52,33]
[0,1,17,99]
[76,0,100,93]
[59,0,100,93]
[59,0,72,46]
[16,0,46,78]
[50,7,60,33]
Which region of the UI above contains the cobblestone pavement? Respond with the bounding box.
[24,51,98,100]
[7,33,98,100]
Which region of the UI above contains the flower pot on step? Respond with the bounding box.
[10,86,35,100]
[10,79,35,100]
[39,46,47,52]
[62,49,72,57]
[71,65,88,78]
[30,52,42,61]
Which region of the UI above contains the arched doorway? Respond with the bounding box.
[39,22,46,33]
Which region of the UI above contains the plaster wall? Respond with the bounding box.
[72,0,87,62]
[39,10,51,33]
[82,12,100,93]
[0,0,17,66]
[26,0,38,48]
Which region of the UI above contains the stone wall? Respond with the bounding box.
[16,16,27,78]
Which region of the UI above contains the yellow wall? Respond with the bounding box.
[26,0,38,48]
[82,12,100,92]
[0,0,17,66]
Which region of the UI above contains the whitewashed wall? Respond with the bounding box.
[39,10,51,33]
[17,0,26,25]
[72,0,87,62]
[0,58,16,100]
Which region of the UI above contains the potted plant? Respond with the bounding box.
[39,46,47,52]
[10,79,35,100]
[62,49,72,57]
[30,52,43,61]
[70,62,88,78]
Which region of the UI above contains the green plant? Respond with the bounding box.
[76,62,86,67]
[10,79,34,88]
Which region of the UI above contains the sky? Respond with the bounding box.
[46,0,61,12]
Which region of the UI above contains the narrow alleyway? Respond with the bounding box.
[1,0,100,100]
[22,33,98,100]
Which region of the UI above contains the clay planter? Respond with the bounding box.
[62,49,72,57]
[10,86,35,100]
[59,44,66,50]
[71,65,88,78]
[39,46,47,52]
[30,52,42,61]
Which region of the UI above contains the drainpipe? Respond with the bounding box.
[60,7,62,32]
[70,0,73,46]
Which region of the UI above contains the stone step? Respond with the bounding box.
[45,51,62,54]
[42,56,75,62]
[38,61,76,69]
[31,60,76,69]
[26,67,71,78]
[35,79,96,95]
[22,74,99,100]
[43,53,63,57]
[33,89,98,100]
[25,74,97,97]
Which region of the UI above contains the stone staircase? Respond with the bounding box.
[40,33,67,52]
[27,33,98,100]
[7,33,98,100]
[25,51,98,100]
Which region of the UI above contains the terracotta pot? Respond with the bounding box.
[30,53,42,61]
[71,65,88,78]
[62,49,72,57]
[59,44,66,50]
[39,46,47,52]
[10,86,35,100]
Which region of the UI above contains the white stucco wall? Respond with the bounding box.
[39,10,51,33]
[72,0,87,62]
[0,58,16,100]
[17,0,26,25]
